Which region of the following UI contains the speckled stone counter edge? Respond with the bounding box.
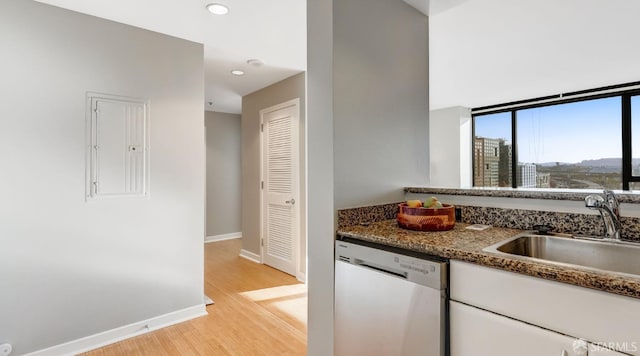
[405,187,640,204]
[337,220,640,300]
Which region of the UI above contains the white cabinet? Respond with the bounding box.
[589,346,628,355]
[450,301,586,356]
[450,260,640,356]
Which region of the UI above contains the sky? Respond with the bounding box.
[474,96,640,164]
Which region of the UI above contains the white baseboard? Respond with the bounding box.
[24,304,207,356]
[239,249,261,263]
[204,231,242,243]
[297,271,306,283]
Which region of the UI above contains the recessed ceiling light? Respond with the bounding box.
[247,59,264,67]
[206,3,229,15]
[230,70,245,76]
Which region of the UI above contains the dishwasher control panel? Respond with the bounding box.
[336,240,447,290]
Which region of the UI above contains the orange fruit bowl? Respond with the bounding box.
[397,203,455,231]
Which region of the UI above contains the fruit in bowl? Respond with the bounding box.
[423,196,443,209]
[397,197,455,231]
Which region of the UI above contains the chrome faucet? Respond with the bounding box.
[584,190,622,241]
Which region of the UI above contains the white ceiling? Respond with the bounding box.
[33,0,307,114]
[429,0,640,110]
[403,0,470,15]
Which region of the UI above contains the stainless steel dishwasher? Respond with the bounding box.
[335,238,448,356]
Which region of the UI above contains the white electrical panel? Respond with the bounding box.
[86,93,149,199]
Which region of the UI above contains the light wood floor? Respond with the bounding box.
[82,239,307,355]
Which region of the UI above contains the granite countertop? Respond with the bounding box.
[337,220,640,300]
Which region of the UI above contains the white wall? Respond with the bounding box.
[205,111,241,237]
[430,0,640,109]
[429,106,472,188]
[0,1,205,354]
[333,0,430,209]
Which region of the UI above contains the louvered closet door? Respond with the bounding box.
[262,102,299,276]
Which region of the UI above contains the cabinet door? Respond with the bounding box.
[451,261,640,356]
[589,344,630,355]
[88,94,148,199]
[450,301,586,356]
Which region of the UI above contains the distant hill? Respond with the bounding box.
[537,162,573,167]
[577,158,624,168]
[576,158,640,167]
[537,158,640,168]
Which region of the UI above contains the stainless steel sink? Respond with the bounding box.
[483,233,640,276]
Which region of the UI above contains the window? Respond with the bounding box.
[630,95,640,190]
[472,82,640,190]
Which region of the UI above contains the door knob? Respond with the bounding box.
[286,198,296,205]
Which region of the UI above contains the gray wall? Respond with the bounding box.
[333,0,430,209]
[305,0,429,354]
[241,73,306,273]
[206,111,242,237]
[0,1,205,354]
[306,0,335,354]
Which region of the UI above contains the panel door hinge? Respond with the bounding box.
[261,181,264,189]
[261,238,264,247]
[261,123,264,132]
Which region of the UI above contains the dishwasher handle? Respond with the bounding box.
[354,259,409,279]
[336,240,447,290]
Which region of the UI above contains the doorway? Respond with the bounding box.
[260,99,301,277]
